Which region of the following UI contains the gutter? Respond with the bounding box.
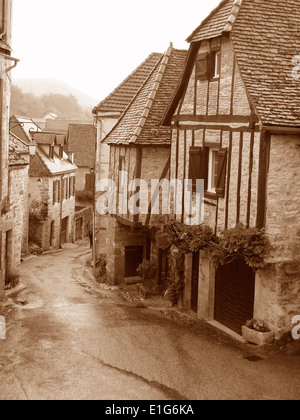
[261,125,300,135]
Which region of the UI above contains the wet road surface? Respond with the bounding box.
[0,242,299,400]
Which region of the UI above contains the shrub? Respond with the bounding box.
[137,259,157,280]
[94,255,107,283]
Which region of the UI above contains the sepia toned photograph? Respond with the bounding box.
[0,0,299,403]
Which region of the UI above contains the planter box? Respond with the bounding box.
[242,326,274,346]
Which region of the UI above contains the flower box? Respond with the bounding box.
[242,326,274,346]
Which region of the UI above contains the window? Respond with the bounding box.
[53,180,61,204]
[69,176,75,197]
[188,146,228,198]
[195,50,221,80]
[207,149,219,193]
[212,51,221,79]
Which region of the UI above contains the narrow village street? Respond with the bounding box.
[0,241,299,401]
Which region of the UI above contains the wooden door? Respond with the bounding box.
[214,259,255,335]
[75,218,83,241]
[61,217,68,245]
[125,246,143,278]
[191,251,200,313]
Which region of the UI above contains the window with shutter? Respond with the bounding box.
[216,149,228,198]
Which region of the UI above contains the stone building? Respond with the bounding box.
[93,52,164,259]
[28,131,77,251]
[102,46,188,285]
[161,0,300,338]
[66,123,95,241]
[0,0,23,298]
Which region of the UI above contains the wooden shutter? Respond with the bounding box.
[58,180,61,202]
[216,148,228,198]
[196,53,209,79]
[73,177,76,196]
[53,181,56,204]
[188,147,204,191]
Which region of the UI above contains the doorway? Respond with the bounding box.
[125,246,143,278]
[61,217,68,245]
[191,251,200,313]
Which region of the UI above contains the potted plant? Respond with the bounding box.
[242,319,274,346]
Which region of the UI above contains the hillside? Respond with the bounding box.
[12,78,98,111]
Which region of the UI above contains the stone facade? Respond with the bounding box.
[28,174,76,251]
[0,0,18,298]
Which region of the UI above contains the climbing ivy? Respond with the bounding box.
[151,217,271,270]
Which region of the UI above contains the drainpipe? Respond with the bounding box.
[0,0,7,40]
[0,75,3,215]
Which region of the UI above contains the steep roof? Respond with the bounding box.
[104,47,188,146]
[187,0,237,43]
[67,124,95,167]
[171,0,300,128]
[231,0,300,127]
[93,53,163,114]
[9,133,29,167]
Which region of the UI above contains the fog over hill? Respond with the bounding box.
[13,78,99,111]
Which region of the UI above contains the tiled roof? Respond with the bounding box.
[67,124,95,167]
[93,53,163,114]
[231,0,300,127]
[104,47,188,146]
[34,146,77,175]
[9,133,29,167]
[186,0,300,128]
[187,0,237,43]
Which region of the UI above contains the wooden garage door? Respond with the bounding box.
[214,259,255,335]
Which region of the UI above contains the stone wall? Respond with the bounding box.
[106,216,147,285]
[254,134,300,336]
[0,50,13,298]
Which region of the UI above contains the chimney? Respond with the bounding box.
[68,151,74,164]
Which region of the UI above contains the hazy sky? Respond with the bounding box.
[12,0,220,103]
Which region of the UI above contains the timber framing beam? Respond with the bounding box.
[172,114,259,124]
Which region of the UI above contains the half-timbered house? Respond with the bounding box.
[102,46,188,285]
[162,0,300,337]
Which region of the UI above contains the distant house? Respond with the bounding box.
[102,46,188,284]
[10,115,42,142]
[93,52,163,259]
[28,131,77,251]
